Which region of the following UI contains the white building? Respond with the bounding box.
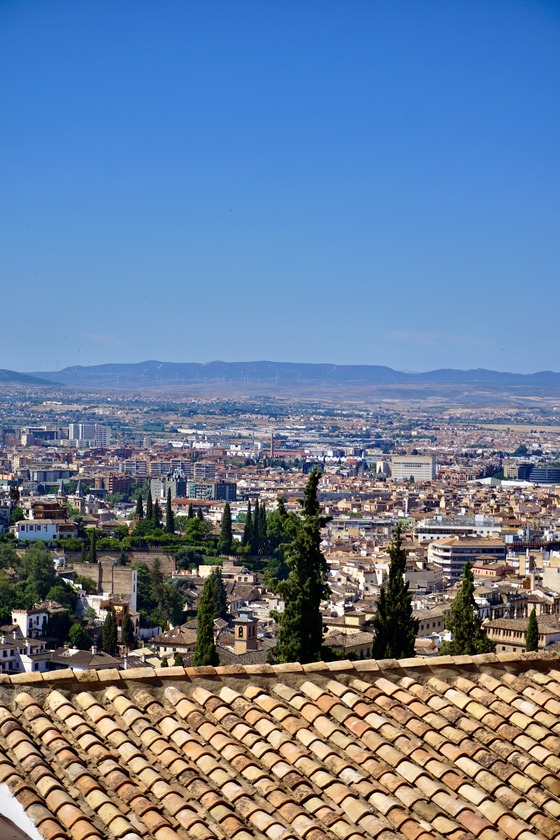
[13,519,78,542]
[391,454,436,482]
[69,423,111,447]
[415,514,501,543]
[427,537,506,582]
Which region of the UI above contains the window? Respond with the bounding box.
[238,627,243,638]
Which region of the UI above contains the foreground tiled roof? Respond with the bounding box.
[1,652,560,840]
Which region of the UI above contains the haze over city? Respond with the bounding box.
[2,0,559,373]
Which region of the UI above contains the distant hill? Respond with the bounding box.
[0,368,59,386]
[23,360,560,395]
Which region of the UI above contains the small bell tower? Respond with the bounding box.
[233,611,258,655]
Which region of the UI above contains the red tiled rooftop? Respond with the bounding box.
[0,652,559,839]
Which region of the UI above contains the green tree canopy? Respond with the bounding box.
[371,525,418,660]
[135,493,144,518]
[45,582,77,612]
[68,622,92,650]
[525,607,539,652]
[145,487,153,522]
[439,562,495,656]
[75,575,98,595]
[102,610,118,655]
[0,543,17,570]
[193,575,219,666]
[20,542,57,605]
[272,468,331,664]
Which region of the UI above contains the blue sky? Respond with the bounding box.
[2,0,559,373]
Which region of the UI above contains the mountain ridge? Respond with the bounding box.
[22,360,560,391]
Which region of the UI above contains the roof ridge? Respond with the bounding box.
[1,650,558,689]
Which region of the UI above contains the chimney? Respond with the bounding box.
[91,644,98,655]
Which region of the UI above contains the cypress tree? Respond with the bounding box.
[243,500,252,546]
[439,562,495,656]
[208,566,228,619]
[525,607,539,652]
[193,576,219,666]
[258,501,268,554]
[273,468,331,664]
[152,499,162,529]
[121,612,135,649]
[197,505,204,521]
[218,503,233,555]
[80,539,87,562]
[251,499,260,554]
[187,503,194,519]
[145,488,153,522]
[371,524,418,660]
[88,529,97,563]
[165,488,175,534]
[102,611,118,655]
[135,493,144,518]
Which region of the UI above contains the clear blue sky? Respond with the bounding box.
[2,0,559,373]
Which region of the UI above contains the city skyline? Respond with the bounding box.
[2,0,559,374]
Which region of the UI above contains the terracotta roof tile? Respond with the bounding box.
[1,652,560,840]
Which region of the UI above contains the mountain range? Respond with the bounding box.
[6,360,560,399]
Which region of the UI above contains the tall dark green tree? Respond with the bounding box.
[88,529,97,563]
[265,497,300,582]
[197,505,204,521]
[135,493,144,518]
[251,499,260,554]
[187,503,195,519]
[272,468,331,664]
[439,562,495,656]
[145,488,153,522]
[165,489,175,534]
[258,501,268,554]
[121,612,135,650]
[243,500,252,547]
[218,503,233,555]
[102,610,118,655]
[208,566,228,619]
[525,607,539,652]
[193,575,219,666]
[152,499,162,529]
[371,525,418,660]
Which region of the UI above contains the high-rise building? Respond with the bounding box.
[68,424,111,447]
